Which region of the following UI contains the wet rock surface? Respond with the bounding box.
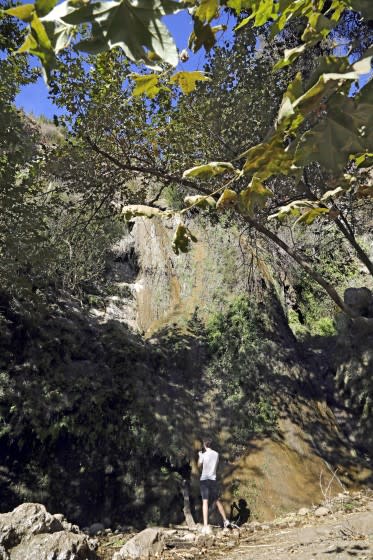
[97,491,373,560]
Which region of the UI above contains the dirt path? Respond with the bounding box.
[97,492,373,560]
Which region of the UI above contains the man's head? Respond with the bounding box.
[203,438,212,449]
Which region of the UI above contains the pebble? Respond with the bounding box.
[298,507,310,516]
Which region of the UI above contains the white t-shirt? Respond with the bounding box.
[199,448,219,480]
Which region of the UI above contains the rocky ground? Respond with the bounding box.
[2,492,372,559]
[97,491,373,560]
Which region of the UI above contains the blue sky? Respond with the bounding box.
[14,5,371,118]
[15,9,231,118]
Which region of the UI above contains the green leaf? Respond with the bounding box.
[184,195,216,209]
[216,189,238,210]
[188,19,216,52]
[294,207,330,226]
[131,73,161,98]
[235,15,251,30]
[59,0,180,66]
[349,0,373,19]
[170,71,211,94]
[269,200,318,222]
[195,0,219,23]
[351,152,373,167]
[122,204,165,220]
[235,0,278,28]
[20,12,56,79]
[293,72,357,116]
[273,43,307,70]
[226,0,252,14]
[172,223,197,255]
[242,135,294,179]
[252,0,278,27]
[277,66,361,134]
[302,11,335,40]
[183,161,235,178]
[35,0,57,17]
[296,89,371,174]
[273,44,307,70]
[5,4,35,22]
[238,177,273,216]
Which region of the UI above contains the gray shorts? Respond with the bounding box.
[200,479,219,502]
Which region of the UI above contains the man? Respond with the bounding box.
[198,438,231,534]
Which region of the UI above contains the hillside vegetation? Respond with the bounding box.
[0,0,372,531]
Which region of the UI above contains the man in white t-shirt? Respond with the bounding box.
[198,438,231,534]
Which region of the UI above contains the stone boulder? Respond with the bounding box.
[344,287,373,316]
[0,503,63,549]
[9,531,96,560]
[0,503,97,560]
[113,528,165,560]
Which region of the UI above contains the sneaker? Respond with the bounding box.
[223,519,232,529]
[201,525,213,535]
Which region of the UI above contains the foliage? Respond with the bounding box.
[205,296,277,449]
[4,1,372,207]
[286,228,359,337]
[0,294,204,525]
[0,18,125,298]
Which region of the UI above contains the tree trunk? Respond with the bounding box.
[182,479,196,529]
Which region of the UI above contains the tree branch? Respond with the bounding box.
[85,135,212,196]
[245,216,358,318]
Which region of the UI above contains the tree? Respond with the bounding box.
[3,0,373,315]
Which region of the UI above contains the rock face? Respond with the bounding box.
[0,504,97,560]
[344,287,373,317]
[112,528,165,560]
[0,503,63,549]
[100,217,373,521]
[102,216,251,335]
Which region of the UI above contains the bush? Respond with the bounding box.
[204,297,277,452]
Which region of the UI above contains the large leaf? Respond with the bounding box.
[195,0,219,22]
[349,0,373,19]
[183,161,235,178]
[184,195,216,209]
[273,44,307,70]
[269,200,330,225]
[238,177,273,216]
[226,0,252,13]
[131,73,161,98]
[216,189,238,210]
[243,0,277,27]
[172,223,197,255]
[17,11,57,78]
[35,0,57,17]
[294,207,330,226]
[59,0,180,66]
[296,84,373,174]
[188,18,217,52]
[276,62,364,134]
[242,134,295,179]
[170,71,211,94]
[5,4,35,22]
[122,204,165,220]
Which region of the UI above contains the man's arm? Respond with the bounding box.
[198,450,204,467]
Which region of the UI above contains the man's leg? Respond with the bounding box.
[202,499,209,526]
[216,499,229,524]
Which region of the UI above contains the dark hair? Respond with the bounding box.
[203,438,212,448]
